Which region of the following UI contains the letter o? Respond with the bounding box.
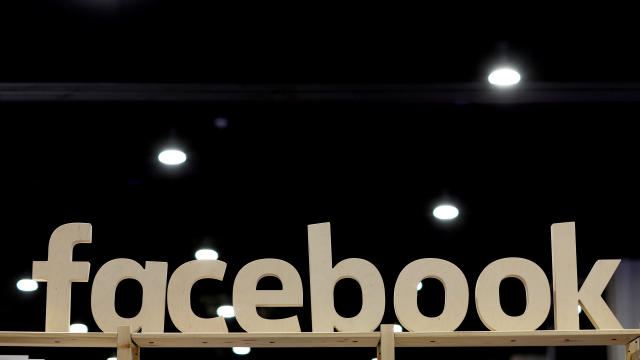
[475,257,551,331]
[394,258,469,331]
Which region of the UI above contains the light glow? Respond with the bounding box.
[417,282,423,291]
[17,279,38,292]
[488,68,521,86]
[233,347,251,355]
[433,204,459,220]
[195,249,219,260]
[158,149,187,165]
[69,323,89,333]
[217,305,235,318]
[393,324,403,332]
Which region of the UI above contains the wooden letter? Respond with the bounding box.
[393,258,468,331]
[167,260,228,333]
[475,257,550,331]
[91,258,168,332]
[551,222,580,330]
[551,222,623,329]
[32,223,92,332]
[233,258,303,332]
[578,259,623,329]
[308,222,385,332]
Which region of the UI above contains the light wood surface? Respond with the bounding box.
[551,222,580,330]
[475,257,551,331]
[626,338,640,360]
[131,332,381,347]
[3,330,640,349]
[117,326,134,360]
[378,324,394,360]
[91,259,168,332]
[307,222,386,332]
[167,259,228,333]
[233,258,303,332]
[551,222,623,330]
[0,332,117,347]
[32,223,93,332]
[578,259,623,329]
[394,258,468,331]
[395,330,640,347]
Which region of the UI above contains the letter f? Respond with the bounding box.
[33,223,92,332]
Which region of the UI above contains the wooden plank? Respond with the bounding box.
[117,326,132,360]
[626,338,640,360]
[132,332,380,348]
[378,325,394,360]
[3,330,640,349]
[0,332,117,347]
[396,330,640,347]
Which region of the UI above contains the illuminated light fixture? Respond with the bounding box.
[69,323,89,333]
[393,324,403,332]
[108,357,117,360]
[17,279,38,292]
[217,305,235,318]
[417,282,423,291]
[488,68,521,86]
[214,117,229,129]
[195,249,219,260]
[578,305,583,314]
[433,204,459,220]
[232,347,251,355]
[158,149,187,165]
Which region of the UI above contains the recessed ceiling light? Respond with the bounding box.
[195,249,219,260]
[232,347,251,355]
[217,305,235,318]
[488,68,521,86]
[17,279,38,292]
[214,117,229,129]
[433,204,459,220]
[69,323,89,333]
[158,149,187,165]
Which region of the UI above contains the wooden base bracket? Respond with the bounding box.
[626,337,639,360]
[377,324,395,360]
[117,326,140,360]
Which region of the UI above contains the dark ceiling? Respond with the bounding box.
[1,2,638,84]
[1,4,639,360]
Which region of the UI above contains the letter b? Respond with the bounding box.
[307,222,385,332]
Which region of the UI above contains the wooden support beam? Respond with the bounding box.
[2,329,640,350]
[132,338,140,360]
[626,338,639,360]
[395,330,640,347]
[117,326,137,360]
[132,332,380,348]
[0,332,117,347]
[377,325,394,360]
